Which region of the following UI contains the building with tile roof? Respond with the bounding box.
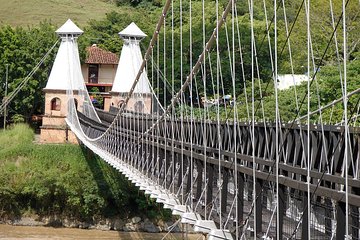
[81,44,119,111]
[85,44,119,65]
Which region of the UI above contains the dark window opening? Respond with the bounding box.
[51,98,61,111]
[88,64,99,83]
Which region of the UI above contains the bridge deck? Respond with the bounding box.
[73,109,360,239]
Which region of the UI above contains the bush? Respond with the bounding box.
[11,114,25,124]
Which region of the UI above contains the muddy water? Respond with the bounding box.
[0,224,203,240]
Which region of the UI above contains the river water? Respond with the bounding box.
[0,224,203,239]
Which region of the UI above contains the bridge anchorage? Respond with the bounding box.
[34,0,360,239]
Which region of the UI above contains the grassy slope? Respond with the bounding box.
[0,0,123,27]
[0,124,169,221]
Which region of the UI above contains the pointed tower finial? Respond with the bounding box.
[110,22,152,113]
[56,19,83,38]
[118,22,147,40]
[44,19,84,91]
[111,22,150,94]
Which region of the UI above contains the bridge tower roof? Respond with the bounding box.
[118,22,147,40]
[44,19,85,91]
[111,22,151,94]
[55,19,83,37]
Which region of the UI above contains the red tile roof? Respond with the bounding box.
[85,44,119,64]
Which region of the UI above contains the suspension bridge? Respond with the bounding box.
[1,0,360,239]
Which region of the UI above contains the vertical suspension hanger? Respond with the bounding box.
[343,0,349,237]
[250,0,258,236]
[306,0,311,238]
[215,0,222,228]
[189,0,194,214]
[202,0,208,222]
[163,7,167,191]
[231,0,239,237]
[179,0,185,206]
[273,0,281,238]
[171,0,175,195]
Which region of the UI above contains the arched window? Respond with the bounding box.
[51,98,61,111]
[134,101,144,113]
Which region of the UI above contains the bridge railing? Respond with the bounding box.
[76,109,360,239]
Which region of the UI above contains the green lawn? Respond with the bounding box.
[0,0,125,27]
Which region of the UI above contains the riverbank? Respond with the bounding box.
[1,214,187,234]
[0,124,174,234]
[0,224,203,240]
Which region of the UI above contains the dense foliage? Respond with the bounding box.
[0,0,359,123]
[113,0,162,7]
[81,0,360,123]
[0,23,58,121]
[0,124,171,221]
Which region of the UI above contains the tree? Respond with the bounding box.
[0,22,58,121]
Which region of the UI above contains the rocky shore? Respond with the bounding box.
[0,215,188,233]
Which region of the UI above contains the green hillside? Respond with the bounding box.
[0,0,127,27]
